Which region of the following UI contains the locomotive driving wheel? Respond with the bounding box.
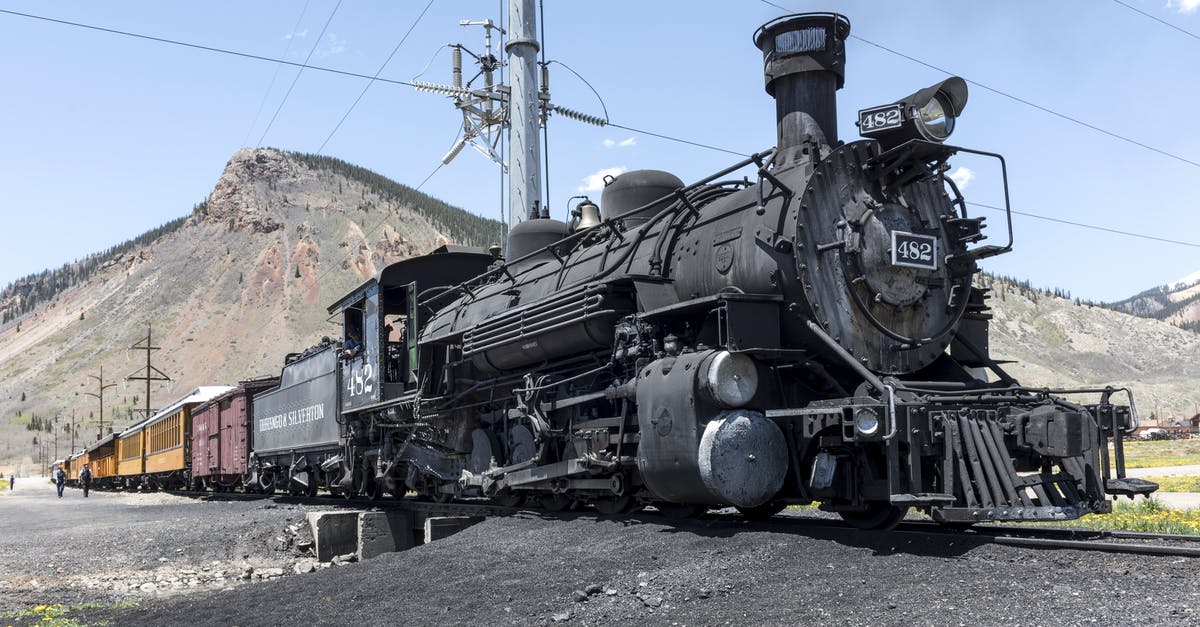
[592,495,638,515]
[656,502,707,520]
[538,493,576,512]
[735,501,787,520]
[491,489,524,508]
[837,503,909,530]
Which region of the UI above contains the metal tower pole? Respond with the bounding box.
[506,0,542,226]
[127,323,171,421]
[85,366,117,441]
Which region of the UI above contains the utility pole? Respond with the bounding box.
[506,0,542,226]
[70,409,76,454]
[85,366,117,441]
[126,323,171,421]
[53,415,59,460]
[413,1,603,240]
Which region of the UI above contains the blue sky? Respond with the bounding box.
[1,0,1197,302]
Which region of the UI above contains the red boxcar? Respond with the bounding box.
[190,377,280,491]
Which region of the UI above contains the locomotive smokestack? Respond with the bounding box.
[754,13,850,166]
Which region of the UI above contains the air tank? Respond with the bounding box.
[506,218,569,262]
[601,170,684,230]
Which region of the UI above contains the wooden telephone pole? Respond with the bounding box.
[85,366,117,441]
[126,323,171,420]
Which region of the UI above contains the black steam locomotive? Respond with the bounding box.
[248,13,1156,529]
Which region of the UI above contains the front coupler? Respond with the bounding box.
[794,386,1158,524]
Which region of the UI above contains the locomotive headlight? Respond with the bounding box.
[704,351,759,408]
[915,94,954,140]
[857,76,968,151]
[853,407,880,436]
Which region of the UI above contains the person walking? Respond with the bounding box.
[79,464,92,498]
[55,467,66,498]
[7,474,12,490]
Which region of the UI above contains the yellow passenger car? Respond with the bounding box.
[84,434,118,489]
[63,452,84,487]
[116,427,145,489]
[134,387,233,489]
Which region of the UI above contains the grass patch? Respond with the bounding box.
[1,600,137,627]
[1113,439,1200,469]
[1142,475,1200,493]
[1031,498,1200,534]
[3,603,86,627]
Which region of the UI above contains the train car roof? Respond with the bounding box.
[85,432,118,453]
[193,377,281,414]
[118,385,235,436]
[326,244,494,315]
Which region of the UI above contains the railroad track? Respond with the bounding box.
[170,489,1200,559]
[898,520,1200,558]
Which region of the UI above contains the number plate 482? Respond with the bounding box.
[858,104,903,133]
[891,231,938,270]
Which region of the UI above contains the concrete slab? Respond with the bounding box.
[1129,492,1200,510]
[357,511,415,560]
[1125,464,1200,478]
[307,511,362,562]
[424,516,484,544]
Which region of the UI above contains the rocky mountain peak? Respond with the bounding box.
[195,148,298,234]
[0,147,502,469]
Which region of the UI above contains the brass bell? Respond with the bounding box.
[575,200,602,231]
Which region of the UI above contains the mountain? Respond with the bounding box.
[981,273,1200,425]
[0,148,501,473]
[1108,270,1200,334]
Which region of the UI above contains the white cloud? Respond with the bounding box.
[948,166,976,190]
[602,137,637,148]
[578,166,627,192]
[284,29,308,40]
[315,33,347,58]
[1167,0,1200,14]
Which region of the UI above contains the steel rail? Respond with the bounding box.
[165,490,1200,558]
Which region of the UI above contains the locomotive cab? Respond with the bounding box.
[328,244,495,412]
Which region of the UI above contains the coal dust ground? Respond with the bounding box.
[2,481,1197,626]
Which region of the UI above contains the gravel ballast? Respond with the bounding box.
[3,483,1197,626]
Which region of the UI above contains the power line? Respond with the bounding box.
[757,0,1200,170]
[967,201,1200,249]
[257,0,343,147]
[0,8,408,85]
[307,127,462,288]
[847,36,1200,169]
[242,0,312,147]
[316,0,436,154]
[0,8,744,161]
[606,122,748,157]
[8,6,1195,252]
[548,60,611,126]
[1112,0,1200,41]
